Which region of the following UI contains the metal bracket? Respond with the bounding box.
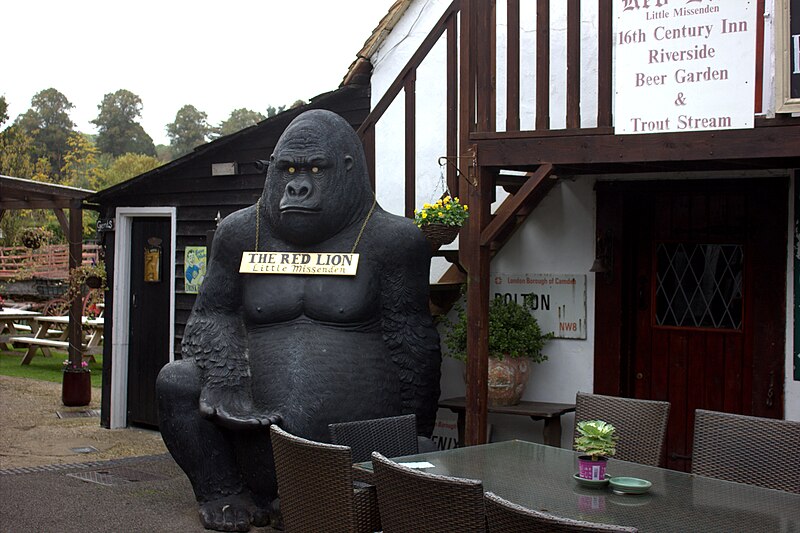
[438,149,477,187]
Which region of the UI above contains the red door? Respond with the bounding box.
[597,179,786,472]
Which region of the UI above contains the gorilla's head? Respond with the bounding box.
[262,110,373,245]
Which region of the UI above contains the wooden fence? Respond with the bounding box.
[0,244,102,281]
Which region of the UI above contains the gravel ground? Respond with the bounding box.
[0,375,168,469]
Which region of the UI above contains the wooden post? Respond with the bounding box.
[68,199,83,367]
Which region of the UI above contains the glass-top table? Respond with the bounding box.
[355,439,800,532]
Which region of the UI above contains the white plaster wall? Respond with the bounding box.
[368,0,799,438]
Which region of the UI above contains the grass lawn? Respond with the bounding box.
[0,348,103,388]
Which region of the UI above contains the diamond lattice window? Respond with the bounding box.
[655,243,743,330]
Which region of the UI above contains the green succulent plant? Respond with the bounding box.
[575,420,618,460]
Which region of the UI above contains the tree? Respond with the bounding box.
[218,108,265,137]
[266,105,286,118]
[15,88,76,176]
[0,122,53,246]
[0,95,8,126]
[100,152,161,188]
[62,132,102,190]
[166,105,213,157]
[91,89,156,157]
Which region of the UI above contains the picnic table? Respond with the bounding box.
[11,315,104,365]
[0,308,41,351]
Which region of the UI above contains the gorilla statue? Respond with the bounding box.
[156,109,442,532]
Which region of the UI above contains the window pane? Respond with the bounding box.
[655,243,743,330]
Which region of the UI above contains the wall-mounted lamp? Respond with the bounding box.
[590,229,613,283]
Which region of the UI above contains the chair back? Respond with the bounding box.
[485,491,638,532]
[371,451,486,533]
[692,409,800,493]
[270,425,380,532]
[329,414,419,463]
[574,392,670,466]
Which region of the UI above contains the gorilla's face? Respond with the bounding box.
[264,111,371,245]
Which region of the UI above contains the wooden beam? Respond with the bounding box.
[566,0,580,129]
[446,10,459,198]
[464,163,492,446]
[474,123,800,167]
[68,200,83,368]
[536,0,550,130]
[506,0,521,132]
[405,71,416,219]
[597,0,613,128]
[1,200,75,210]
[54,208,70,236]
[357,0,462,136]
[480,164,555,246]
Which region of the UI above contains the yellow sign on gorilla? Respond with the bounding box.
[239,251,359,276]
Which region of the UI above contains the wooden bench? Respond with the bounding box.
[11,315,104,365]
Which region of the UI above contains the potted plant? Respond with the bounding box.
[62,359,91,406]
[414,195,469,249]
[445,296,553,406]
[65,263,107,304]
[575,420,618,480]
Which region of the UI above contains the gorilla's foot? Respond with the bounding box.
[198,493,263,532]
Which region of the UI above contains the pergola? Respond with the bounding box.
[0,175,96,366]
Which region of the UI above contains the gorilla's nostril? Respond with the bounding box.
[298,186,309,197]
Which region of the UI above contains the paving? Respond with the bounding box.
[0,453,279,532]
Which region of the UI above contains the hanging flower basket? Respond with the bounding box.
[19,227,51,249]
[420,223,461,248]
[415,196,469,249]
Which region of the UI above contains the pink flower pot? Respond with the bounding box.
[578,456,608,480]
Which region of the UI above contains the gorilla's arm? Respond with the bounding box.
[181,210,278,429]
[380,224,442,437]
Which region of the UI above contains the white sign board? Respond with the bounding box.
[614,0,756,134]
[492,273,587,339]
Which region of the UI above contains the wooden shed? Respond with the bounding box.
[87,84,370,428]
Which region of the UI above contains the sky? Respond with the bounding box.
[3,0,397,146]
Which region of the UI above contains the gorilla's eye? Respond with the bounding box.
[311,166,320,174]
[288,167,296,174]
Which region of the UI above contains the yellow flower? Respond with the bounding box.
[438,212,444,217]
[464,205,469,211]
[446,204,452,210]
[444,196,451,203]
[423,203,431,209]
[421,212,427,219]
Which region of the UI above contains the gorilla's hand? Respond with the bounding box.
[198,386,282,430]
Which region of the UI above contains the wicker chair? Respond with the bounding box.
[692,409,800,493]
[329,414,420,463]
[371,451,487,532]
[574,392,670,466]
[269,425,381,532]
[484,492,638,532]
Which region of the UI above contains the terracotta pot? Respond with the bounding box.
[487,357,531,406]
[62,370,91,407]
[578,455,608,480]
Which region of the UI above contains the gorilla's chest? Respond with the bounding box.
[240,258,381,326]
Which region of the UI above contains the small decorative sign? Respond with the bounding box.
[144,238,162,283]
[239,252,359,276]
[184,246,207,294]
[96,219,114,232]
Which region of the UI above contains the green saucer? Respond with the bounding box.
[573,472,611,488]
[609,476,652,495]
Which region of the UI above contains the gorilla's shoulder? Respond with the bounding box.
[367,210,428,254]
[211,205,256,250]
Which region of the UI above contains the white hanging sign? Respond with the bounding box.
[614,0,757,134]
[239,252,359,276]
